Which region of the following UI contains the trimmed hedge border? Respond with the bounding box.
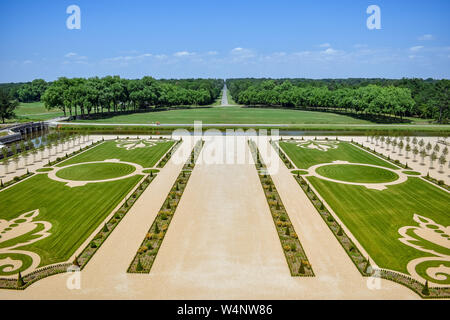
[0,172,34,190]
[248,140,314,277]
[156,139,183,168]
[270,140,294,169]
[423,175,450,191]
[128,140,205,273]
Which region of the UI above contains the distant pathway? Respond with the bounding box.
[221,84,229,106]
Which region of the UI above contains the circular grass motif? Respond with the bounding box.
[56,162,136,181]
[316,164,399,184]
[36,168,53,173]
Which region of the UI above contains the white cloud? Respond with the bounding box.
[319,43,331,48]
[410,46,424,52]
[230,47,255,61]
[23,60,32,65]
[174,51,195,57]
[322,48,338,55]
[64,52,77,58]
[206,51,218,55]
[418,34,435,41]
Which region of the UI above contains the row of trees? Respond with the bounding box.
[1,132,89,174]
[366,135,448,172]
[41,77,223,118]
[227,78,449,123]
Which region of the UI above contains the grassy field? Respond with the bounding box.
[15,102,64,120]
[57,140,175,168]
[279,141,398,169]
[281,140,450,284]
[74,106,373,125]
[227,90,237,105]
[315,164,399,183]
[56,162,136,181]
[308,176,450,283]
[0,174,142,271]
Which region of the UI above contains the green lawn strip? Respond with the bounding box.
[56,162,136,181]
[142,169,160,174]
[73,106,371,125]
[36,168,53,173]
[292,170,309,175]
[128,140,205,273]
[56,139,175,168]
[0,174,142,268]
[248,140,314,277]
[316,164,399,183]
[279,140,397,170]
[156,139,183,168]
[403,170,421,175]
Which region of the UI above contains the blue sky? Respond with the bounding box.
[0,0,449,82]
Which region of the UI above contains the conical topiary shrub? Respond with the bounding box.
[136,258,143,272]
[422,281,430,296]
[17,272,25,288]
[299,262,305,275]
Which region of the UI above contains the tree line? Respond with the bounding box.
[226,78,449,123]
[41,77,223,118]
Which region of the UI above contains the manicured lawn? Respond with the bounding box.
[57,140,175,168]
[0,138,174,275]
[280,141,398,169]
[74,106,372,124]
[15,102,64,120]
[56,162,136,181]
[316,164,399,183]
[0,174,142,271]
[307,176,450,284]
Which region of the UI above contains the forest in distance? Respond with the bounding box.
[0,77,448,123]
[227,78,449,123]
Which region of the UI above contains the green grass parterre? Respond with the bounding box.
[278,140,450,286]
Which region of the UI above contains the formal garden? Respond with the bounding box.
[0,136,178,289]
[277,138,450,298]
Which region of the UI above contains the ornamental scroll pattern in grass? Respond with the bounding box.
[0,210,52,276]
[399,214,450,285]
